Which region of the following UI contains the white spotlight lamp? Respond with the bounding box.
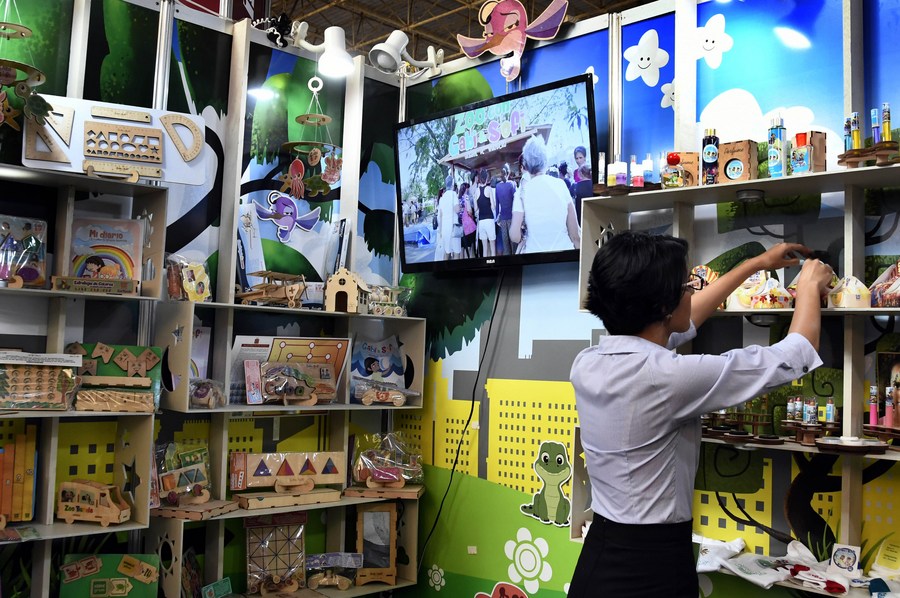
[369,30,443,77]
[291,22,354,78]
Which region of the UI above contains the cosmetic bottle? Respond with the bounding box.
[701,128,719,185]
[642,153,656,185]
[787,398,795,421]
[825,398,835,423]
[886,387,895,427]
[851,112,862,150]
[767,117,788,178]
[661,152,685,188]
[884,103,892,142]
[630,155,643,187]
[605,157,617,187]
[793,396,803,420]
[870,385,879,427]
[872,108,882,145]
[790,132,812,175]
[614,154,628,186]
[843,117,852,152]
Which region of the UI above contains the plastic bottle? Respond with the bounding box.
[702,128,719,185]
[793,396,803,420]
[884,103,892,142]
[642,153,656,185]
[786,398,795,421]
[662,152,685,188]
[630,155,643,188]
[614,154,628,186]
[768,117,787,178]
[872,108,882,145]
[886,386,894,428]
[851,112,862,150]
[606,157,617,187]
[843,117,852,152]
[825,398,835,423]
[870,385,880,427]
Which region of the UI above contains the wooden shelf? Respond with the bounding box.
[166,403,423,415]
[213,495,385,521]
[0,410,156,419]
[0,520,147,544]
[0,286,159,302]
[0,163,168,197]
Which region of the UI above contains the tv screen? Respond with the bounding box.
[394,74,598,274]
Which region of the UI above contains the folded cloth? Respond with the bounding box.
[719,553,793,589]
[693,534,746,573]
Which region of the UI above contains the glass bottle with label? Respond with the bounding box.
[701,128,719,185]
[662,152,685,188]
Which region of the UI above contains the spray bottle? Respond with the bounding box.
[884,102,892,142]
[767,117,788,178]
[702,128,719,185]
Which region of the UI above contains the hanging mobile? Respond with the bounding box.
[281,71,343,198]
[0,5,52,129]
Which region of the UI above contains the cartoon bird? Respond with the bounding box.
[456,0,569,82]
[254,191,321,243]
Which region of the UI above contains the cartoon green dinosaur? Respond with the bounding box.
[521,440,571,526]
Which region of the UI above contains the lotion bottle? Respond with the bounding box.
[870,385,879,427]
[630,155,643,187]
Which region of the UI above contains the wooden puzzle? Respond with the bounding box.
[230,451,345,491]
[0,363,79,410]
[69,343,162,412]
[83,121,163,163]
[60,554,160,598]
[246,512,307,594]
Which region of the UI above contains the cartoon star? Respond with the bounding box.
[623,29,669,87]
[660,81,675,109]
[696,14,733,69]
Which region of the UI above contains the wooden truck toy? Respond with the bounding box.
[308,569,352,590]
[57,480,131,526]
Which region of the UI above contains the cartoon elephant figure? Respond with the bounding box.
[521,440,571,526]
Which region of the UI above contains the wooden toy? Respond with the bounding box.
[361,387,406,406]
[366,285,409,316]
[72,344,162,412]
[307,569,352,590]
[325,267,370,313]
[260,361,336,406]
[230,450,345,490]
[343,484,424,501]
[0,352,81,410]
[236,487,341,511]
[235,270,307,308]
[838,140,899,168]
[152,499,239,520]
[355,502,397,586]
[57,479,131,526]
[60,554,160,597]
[246,512,307,595]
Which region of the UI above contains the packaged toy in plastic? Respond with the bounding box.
[306,552,362,590]
[0,215,47,288]
[155,442,211,506]
[349,335,405,400]
[352,377,419,406]
[260,361,336,406]
[352,432,423,488]
[165,253,212,302]
[189,378,226,409]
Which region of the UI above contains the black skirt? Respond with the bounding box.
[568,513,698,597]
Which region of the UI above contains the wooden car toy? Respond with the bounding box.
[307,569,352,591]
[259,574,301,595]
[57,480,131,526]
[361,388,406,406]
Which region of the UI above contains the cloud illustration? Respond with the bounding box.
[661,81,675,109]
[696,14,733,69]
[624,29,669,87]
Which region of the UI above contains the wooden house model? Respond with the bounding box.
[324,267,370,313]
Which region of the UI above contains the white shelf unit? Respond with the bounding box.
[576,163,900,557]
[148,255,425,597]
[0,164,163,598]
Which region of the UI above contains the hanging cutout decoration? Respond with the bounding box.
[456,0,569,82]
[0,10,51,130]
[281,76,343,198]
[254,190,321,243]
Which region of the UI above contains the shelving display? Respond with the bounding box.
[577,162,900,590]
[0,163,162,595]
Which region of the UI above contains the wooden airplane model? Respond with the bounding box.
[235,270,307,308]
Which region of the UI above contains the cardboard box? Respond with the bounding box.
[720,140,759,182]
[675,151,700,187]
[808,131,827,172]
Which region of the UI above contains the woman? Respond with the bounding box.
[510,136,580,253]
[458,182,477,259]
[473,168,496,258]
[568,232,834,597]
[573,145,588,182]
[437,176,461,260]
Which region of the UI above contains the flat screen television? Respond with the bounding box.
[394,73,598,274]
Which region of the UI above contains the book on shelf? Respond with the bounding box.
[70,217,145,283]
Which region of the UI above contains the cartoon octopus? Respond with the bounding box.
[285,159,305,199]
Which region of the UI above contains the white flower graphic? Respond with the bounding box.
[695,14,733,69]
[564,582,571,594]
[427,564,446,591]
[504,527,553,594]
[623,29,669,87]
[661,81,675,109]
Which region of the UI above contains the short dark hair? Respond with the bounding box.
[583,231,689,335]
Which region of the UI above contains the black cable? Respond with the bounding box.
[417,268,505,573]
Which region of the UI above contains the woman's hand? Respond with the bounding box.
[795,259,835,295]
[752,243,810,271]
